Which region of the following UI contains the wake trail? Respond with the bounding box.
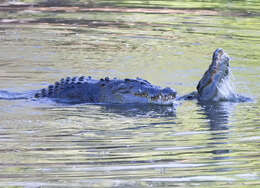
[0,90,33,100]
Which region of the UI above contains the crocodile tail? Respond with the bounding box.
[0,90,32,100]
[33,76,94,102]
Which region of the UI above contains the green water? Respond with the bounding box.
[0,0,259,187]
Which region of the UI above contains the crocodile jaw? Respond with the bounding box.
[113,86,177,105]
[197,48,236,101]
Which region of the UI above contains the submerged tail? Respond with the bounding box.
[0,90,33,100]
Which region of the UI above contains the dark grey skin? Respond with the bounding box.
[34,76,177,104]
[32,48,239,104]
[1,48,247,104]
[196,48,236,101]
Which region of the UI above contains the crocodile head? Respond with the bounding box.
[110,78,177,105]
[197,48,236,101]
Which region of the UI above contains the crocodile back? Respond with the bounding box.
[34,76,177,104]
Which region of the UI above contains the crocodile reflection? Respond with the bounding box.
[198,101,236,161]
[99,103,176,118]
[198,101,235,130]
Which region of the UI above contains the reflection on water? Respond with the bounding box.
[199,101,233,162]
[0,0,260,187]
[199,101,233,130]
[100,104,176,118]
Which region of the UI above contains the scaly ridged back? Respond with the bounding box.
[34,76,177,104]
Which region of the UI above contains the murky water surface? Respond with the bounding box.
[0,1,259,187]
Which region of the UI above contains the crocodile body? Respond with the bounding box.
[1,48,246,104]
[197,48,237,101]
[34,76,177,104]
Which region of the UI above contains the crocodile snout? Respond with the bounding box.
[213,48,230,67]
[196,48,232,101]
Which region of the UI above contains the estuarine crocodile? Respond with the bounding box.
[0,48,248,104]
